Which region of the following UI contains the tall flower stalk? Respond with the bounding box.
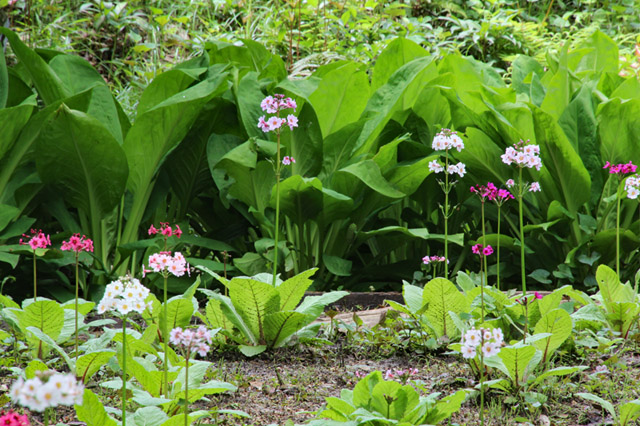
[61,233,94,369]
[502,140,542,340]
[258,94,298,285]
[471,244,493,322]
[97,276,151,426]
[493,188,514,290]
[428,129,466,279]
[143,249,189,397]
[460,327,503,426]
[169,326,213,426]
[19,229,51,301]
[604,161,637,277]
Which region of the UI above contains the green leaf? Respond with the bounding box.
[0,103,35,160]
[208,292,257,345]
[25,326,73,369]
[323,255,352,277]
[228,277,279,344]
[533,308,573,363]
[596,264,635,307]
[424,389,468,424]
[239,345,267,357]
[577,393,617,424]
[276,268,317,311]
[160,294,198,332]
[20,300,65,343]
[296,291,348,319]
[25,359,48,378]
[0,45,7,108]
[531,366,587,388]
[204,298,231,330]
[132,406,169,426]
[337,160,405,198]
[75,389,117,426]
[0,28,70,104]
[35,105,128,219]
[372,38,429,93]
[597,98,640,166]
[402,283,424,314]
[620,400,640,426]
[271,176,324,222]
[422,278,466,339]
[308,61,370,137]
[572,30,618,75]
[76,350,116,384]
[235,72,265,139]
[497,344,537,387]
[264,311,310,348]
[137,69,199,115]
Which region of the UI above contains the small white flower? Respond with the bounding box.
[481,342,500,357]
[461,344,476,359]
[428,160,444,173]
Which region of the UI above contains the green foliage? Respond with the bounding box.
[315,371,467,425]
[578,393,640,426]
[200,268,346,355]
[595,265,640,337]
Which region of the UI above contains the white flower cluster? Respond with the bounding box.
[432,129,465,152]
[501,140,542,171]
[428,160,466,177]
[97,275,151,316]
[625,175,640,199]
[170,325,213,357]
[143,251,190,278]
[10,371,83,412]
[460,327,504,359]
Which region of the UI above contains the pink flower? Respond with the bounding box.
[148,224,158,235]
[61,234,93,253]
[266,116,283,130]
[534,291,543,299]
[0,410,30,426]
[170,326,213,358]
[482,245,493,256]
[529,182,541,192]
[497,189,514,200]
[472,244,482,255]
[505,179,515,188]
[502,140,542,170]
[286,114,298,130]
[260,96,277,114]
[282,156,296,166]
[422,255,448,265]
[20,229,51,251]
[258,115,270,132]
[604,160,637,176]
[470,183,498,201]
[472,243,493,257]
[384,369,395,380]
[174,225,183,238]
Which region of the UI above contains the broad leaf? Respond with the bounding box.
[422,278,466,339]
[533,309,573,363]
[75,389,118,426]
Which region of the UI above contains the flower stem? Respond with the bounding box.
[518,167,528,340]
[481,200,487,322]
[444,155,449,280]
[184,349,190,426]
[44,407,50,426]
[32,252,37,301]
[479,355,485,426]
[616,185,621,277]
[122,315,127,426]
[497,205,501,291]
[74,254,79,373]
[163,274,169,397]
[272,128,282,285]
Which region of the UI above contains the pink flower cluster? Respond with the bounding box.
[19,229,51,251]
[460,327,503,359]
[472,243,493,256]
[282,156,296,166]
[143,251,190,278]
[625,175,640,199]
[505,178,540,193]
[170,325,213,357]
[61,233,93,253]
[383,368,419,381]
[258,94,298,132]
[603,161,637,175]
[432,129,464,152]
[428,160,466,177]
[422,255,448,265]
[0,411,29,426]
[501,140,542,171]
[470,182,515,202]
[148,222,183,238]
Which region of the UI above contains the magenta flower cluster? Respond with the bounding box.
[282,156,296,166]
[257,94,298,132]
[470,182,515,201]
[422,255,448,265]
[61,233,94,253]
[472,243,493,256]
[603,161,637,175]
[19,229,51,251]
[170,325,213,357]
[0,410,30,426]
[148,222,183,238]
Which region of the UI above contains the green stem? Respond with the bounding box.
[122,315,127,426]
[616,186,621,277]
[163,274,169,397]
[481,199,487,285]
[518,168,528,340]
[497,205,501,291]
[184,349,190,426]
[272,129,282,286]
[74,255,79,373]
[479,355,485,426]
[44,407,50,426]
[32,252,37,301]
[444,155,450,280]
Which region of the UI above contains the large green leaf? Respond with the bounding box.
[35,105,128,219]
[263,311,310,347]
[423,389,467,425]
[620,400,640,426]
[308,61,370,138]
[76,350,116,384]
[371,37,428,92]
[0,28,70,104]
[19,300,65,343]
[336,160,405,199]
[276,268,317,311]
[577,393,617,424]
[0,102,35,160]
[569,30,618,75]
[271,176,323,222]
[206,292,257,344]
[0,45,7,108]
[228,277,280,344]
[511,55,545,98]
[597,98,640,165]
[596,264,635,307]
[121,73,228,244]
[75,389,118,426]
[235,71,265,139]
[497,344,537,387]
[533,309,573,363]
[296,291,349,318]
[137,69,201,115]
[354,56,437,156]
[422,278,466,338]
